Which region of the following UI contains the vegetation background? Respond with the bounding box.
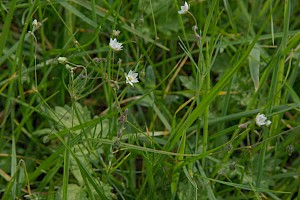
[0,0,300,199]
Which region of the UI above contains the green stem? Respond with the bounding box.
[203,41,211,165]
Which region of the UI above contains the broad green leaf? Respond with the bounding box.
[57,184,88,200]
[48,102,91,133]
[145,65,156,87]
[249,46,260,91]
[179,75,196,91]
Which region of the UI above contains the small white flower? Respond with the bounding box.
[32,19,41,29]
[58,57,68,64]
[178,1,190,15]
[109,38,123,51]
[112,30,121,37]
[32,19,38,27]
[125,70,139,87]
[255,113,271,127]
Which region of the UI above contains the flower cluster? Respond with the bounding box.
[108,36,139,86]
[255,113,271,127]
[58,31,139,92]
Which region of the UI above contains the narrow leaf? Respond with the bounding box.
[249,46,260,91]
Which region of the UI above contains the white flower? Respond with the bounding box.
[112,30,121,37]
[255,113,271,127]
[109,38,123,51]
[265,120,272,126]
[178,1,190,15]
[32,19,41,29]
[58,57,68,64]
[125,70,139,87]
[32,19,38,27]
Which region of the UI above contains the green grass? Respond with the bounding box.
[1,0,300,199]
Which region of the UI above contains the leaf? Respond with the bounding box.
[249,46,260,91]
[70,144,90,186]
[32,128,54,136]
[0,0,17,56]
[57,184,88,200]
[179,75,196,91]
[58,1,97,28]
[49,102,91,133]
[171,132,186,199]
[91,181,115,200]
[177,179,196,200]
[90,118,109,139]
[145,65,156,87]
